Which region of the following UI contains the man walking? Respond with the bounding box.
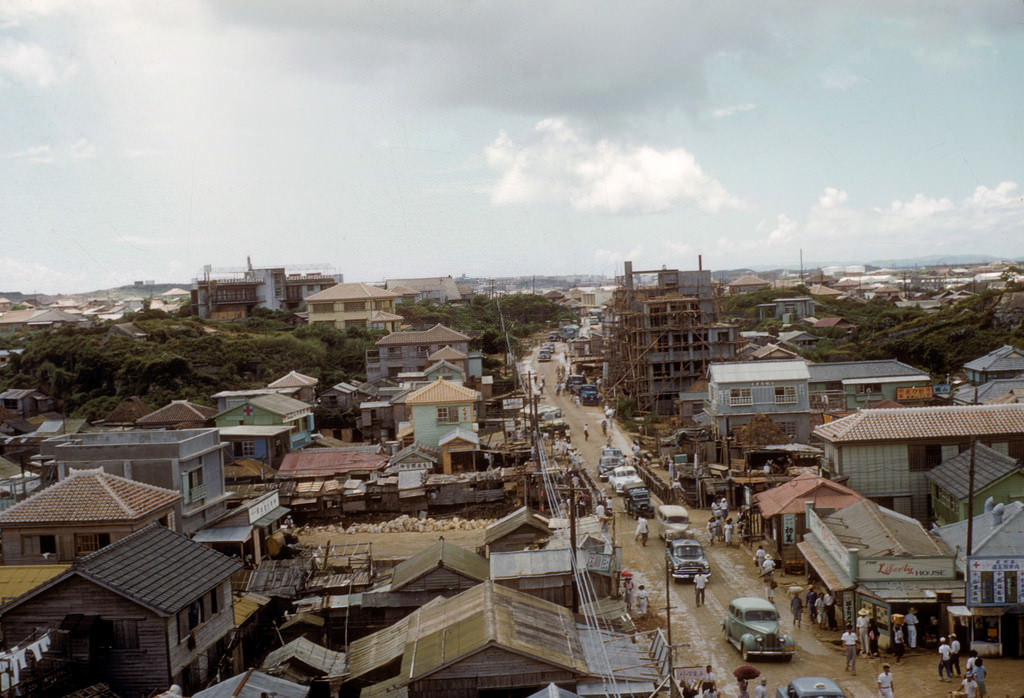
[903,608,918,649]
[877,663,894,698]
[856,609,870,655]
[938,637,953,681]
[694,570,709,607]
[842,624,858,675]
[950,635,961,677]
[634,515,649,547]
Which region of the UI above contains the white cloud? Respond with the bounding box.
[818,187,848,208]
[5,144,53,163]
[712,103,755,118]
[880,193,954,217]
[967,181,1018,208]
[821,67,863,91]
[0,37,73,87]
[70,138,96,159]
[486,119,745,214]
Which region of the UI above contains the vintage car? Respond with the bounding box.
[655,504,692,540]
[775,677,845,698]
[665,538,709,582]
[623,486,654,519]
[722,597,795,661]
[608,465,644,495]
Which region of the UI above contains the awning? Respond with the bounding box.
[252,505,290,528]
[859,579,965,604]
[192,525,253,544]
[948,605,1004,618]
[798,539,853,591]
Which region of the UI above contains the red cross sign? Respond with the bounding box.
[242,404,254,416]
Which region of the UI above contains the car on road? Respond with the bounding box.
[775,677,845,697]
[608,465,644,495]
[566,374,586,393]
[538,350,551,361]
[579,384,600,405]
[623,486,654,519]
[598,455,622,481]
[655,504,692,540]
[547,331,561,341]
[665,538,709,583]
[722,597,795,662]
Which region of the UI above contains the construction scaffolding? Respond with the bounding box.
[605,260,741,416]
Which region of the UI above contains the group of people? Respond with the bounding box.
[621,572,649,616]
[705,497,735,546]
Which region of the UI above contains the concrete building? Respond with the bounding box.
[37,428,231,535]
[705,359,812,442]
[305,283,402,331]
[191,260,342,319]
[365,323,480,380]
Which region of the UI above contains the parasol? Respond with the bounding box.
[733,665,761,680]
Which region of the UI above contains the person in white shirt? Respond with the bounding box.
[950,636,962,676]
[694,571,709,607]
[960,672,978,698]
[842,625,858,675]
[938,637,953,681]
[856,610,870,655]
[753,677,767,698]
[635,584,648,615]
[876,663,894,698]
[903,609,918,648]
[634,516,649,546]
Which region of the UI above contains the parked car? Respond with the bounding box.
[665,538,709,583]
[775,677,845,698]
[547,331,561,341]
[623,487,654,519]
[579,384,600,405]
[602,446,623,460]
[538,350,551,361]
[609,465,644,495]
[566,374,586,393]
[656,504,692,540]
[722,597,795,662]
[598,455,622,481]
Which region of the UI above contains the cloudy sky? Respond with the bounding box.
[1,1,1022,294]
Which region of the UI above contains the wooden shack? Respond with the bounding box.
[483,506,551,555]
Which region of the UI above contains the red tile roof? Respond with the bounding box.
[0,468,181,525]
[753,471,864,518]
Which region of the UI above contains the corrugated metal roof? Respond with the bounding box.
[262,636,346,677]
[0,564,69,604]
[278,450,388,478]
[193,670,309,698]
[814,404,1024,442]
[935,501,1024,562]
[390,539,489,590]
[490,547,572,579]
[233,592,271,626]
[708,359,809,382]
[822,500,949,556]
[484,506,551,545]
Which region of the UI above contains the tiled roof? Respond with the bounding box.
[806,359,926,382]
[102,396,154,425]
[305,283,397,302]
[753,471,863,518]
[376,323,471,346]
[923,443,1022,500]
[267,370,318,388]
[821,500,949,556]
[955,378,1024,404]
[0,468,181,525]
[370,310,404,322]
[728,275,769,287]
[963,344,1024,373]
[406,378,479,405]
[135,400,217,426]
[814,404,1024,443]
[4,524,241,615]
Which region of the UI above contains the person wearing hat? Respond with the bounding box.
[876,663,894,698]
[903,607,918,648]
[960,670,979,698]
[938,636,953,681]
[856,608,871,655]
[753,677,767,698]
[891,619,905,663]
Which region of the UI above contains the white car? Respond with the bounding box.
[609,465,644,495]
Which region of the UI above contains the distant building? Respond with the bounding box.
[384,276,467,304]
[366,324,478,380]
[806,359,932,411]
[305,283,402,331]
[963,344,1024,385]
[191,260,342,319]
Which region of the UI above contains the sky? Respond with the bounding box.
[1,1,1022,295]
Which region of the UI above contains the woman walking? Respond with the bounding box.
[790,593,803,628]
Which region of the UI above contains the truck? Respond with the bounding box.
[623,486,654,519]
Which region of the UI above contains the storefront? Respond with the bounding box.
[192,490,290,566]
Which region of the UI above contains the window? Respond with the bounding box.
[436,406,458,424]
[209,588,219,615]
[343,301,366,312]
[182,468,206,505]
[310,302,334,313]
[22,534,56,556]
[75,532,111,555]
[908,443,944,472]
[97,619,140,650]
[774,386,797,404]
[728,388,752,406]
[241,440,256,457]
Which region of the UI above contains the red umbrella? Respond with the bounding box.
[733,665,761,680]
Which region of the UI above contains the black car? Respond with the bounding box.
[623,487,654,518]
[666,538,710,582]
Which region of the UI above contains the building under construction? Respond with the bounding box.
[605,260,740,416]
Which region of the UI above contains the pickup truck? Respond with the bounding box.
[579,384,600,405]
[623,487,654,519]
[609,465,644,495]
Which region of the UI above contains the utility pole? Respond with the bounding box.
[569,473,579,613]
[665,556,673,685]
[967,387,979,557]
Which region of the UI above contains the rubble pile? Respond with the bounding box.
[301,514,494,535]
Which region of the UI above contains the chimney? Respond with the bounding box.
[992,502,1005,527]
[984,496,995,513]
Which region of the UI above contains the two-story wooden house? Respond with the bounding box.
[366,323,478,380]
[0,524,241,697]
[214,393,315,452]
[305,283,402,331]
[405,379,481,472]
[705,360,812,442]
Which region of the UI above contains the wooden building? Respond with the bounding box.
[483,506,552,555]
[0,524,241,698]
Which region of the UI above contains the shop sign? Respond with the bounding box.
[248,490,280,524]
[896,385,933,401]
[858,556,954,580]
[967,555,1024,606]
[782,513,796,544]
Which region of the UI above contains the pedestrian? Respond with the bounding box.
[596,501,610,533]
[764,577,776,603]
[694,570,709,607]
[723,518,734,545]
[938,636,952,681]
[815,594,825,627]
[700,665,717,698]
[950,634,961,676]
[601,418,608,435]
[713,516,723,543]
[790,593,803,628]
[634,515,649,546]
[706,518,716,546]
[583,424,589,441]
[960,671,978,698]
[842,624,858,675]
[876,663,894,698]
[856,609,871,655]
[622,573,634,612]
[868,617,880,657]
[635,584,648,615]
[965,648,977,675]
[903,608,918,649]
[753,677,767,698]
[824,591,837,630]
[754,545,766,570]
[736,677,749,698]
[973,658,987,697]
[711,499,721,520]
[719,496,728,520]
[805,586,818,611]
[892,622,905,663]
